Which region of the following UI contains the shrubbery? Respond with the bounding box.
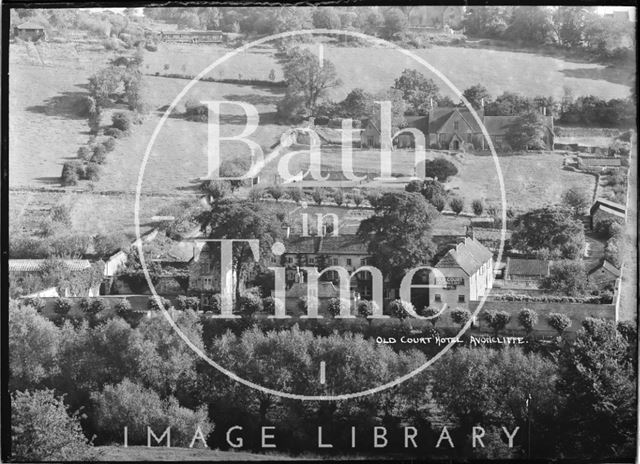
[54,298,72,316]
[111,112,131,132]
[114,298,132,316]
[11,389,96,461]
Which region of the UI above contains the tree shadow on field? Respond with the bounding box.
[560,66,634,87]
[223,93,283,107]
[26,90,90,120]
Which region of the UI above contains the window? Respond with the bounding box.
[332,258,339,266]
[458,295,466,303]
[454,121,459,130]
[360,258,368,266]
[346,258,352,266]
[287,256,293,264]
[434,294,442,302]
[308,257,315,265]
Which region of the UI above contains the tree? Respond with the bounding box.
[483,310,511,335]
[9,302,60,391]
[111,112,131,132]
[511,207,585,259]
[54,297,72,317]
[114,298,132,316]
[431,346,561,458]
[11,389,96,461]
[431,195,446,212]
[219,158,250,192]
[372,87,407,131]
[327,298,350,318]
[393,69,440,115]
[288,187,303,204]
[61,161,80,186]
[382,8,408,40]
[420,179,446,202]
[312,7,341,29]
[405,179,423,193]
[197,200,283,310]
[561,187,590,216]
[358,192,437,287]
[239,291,263,317]
[450,308,471,328]
[463,84,492,110]
[419,306,440,327]
[472,199,484,216]
[332,189,344,206]
[505,111,548,150]
[557,318,636,458]
[356,299,373,319]
[518,308,538,333]
[424,158,458,182]
[91,143,107,164]
[541,260,589,296]
[506,6,555,45]
[389,299,414,320]
[339,88,374,119]
[311,188,325,205]
[463,6,511,38]
[278,47,341,119]
[267,184,284,202]
[553,7,590,48]
[351,191,364,207]
[450,196,464,215]
[486,91,533,116]
[547,313,571,335]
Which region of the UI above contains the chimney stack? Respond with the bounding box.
[481,97,484,108]
[543,106,547,116]
[430,98,434,109]
[286,226,290,239]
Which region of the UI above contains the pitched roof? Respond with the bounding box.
[427,107,484,133]
[287,281,339,298]
[16,21,45,30]
[505,258,550,277]
[435,237,493,275]
[590,198,626,215]
[589,260,620,277]
[318,235,369,255]
[482,115,517,135]
[403,115,430,136]
[579,157,621,167]
[283,236,317,254]
[9,259,92,273]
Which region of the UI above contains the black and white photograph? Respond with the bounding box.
[2,2,637,462]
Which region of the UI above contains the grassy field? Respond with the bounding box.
[146,42,633,101]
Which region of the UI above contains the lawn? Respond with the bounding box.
[146,42,632,101]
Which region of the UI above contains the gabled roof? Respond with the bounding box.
[588,260,620,277]
[505,258,550,277]
[579,157,621,167]
[9,259,92,272]
[435,237,493,275]
[590,198,626,215]
[482,115,518,135]
[427,107,484,133]
[16,21,45,30]
[403,116,430,136]
[283,236,317,254]
[318,235,369,255]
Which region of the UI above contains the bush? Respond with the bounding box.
[114,298,132,316]
[239,292,263,316]
[483,310,511,334]
[88,299,107,315]
[77,145,93,160]
[327,297,350,317]
[352,191,364,207]
[111,112,131,132]
[91,144,107,164]
[332,189,344,206]
[61,161,81,186]
[266,184,284,202]
[145,42,158,52]
[594,218,623,240]
[419,306,440,327]
[103,37,121,50]
[91,379,212,447]
[450,308,471,326]
[450,197,464,214]
[184,99,208,122]
[389,299,414,320]
[23,297,46,312]
[54,298,72,316]
[176,295,200,311]
[472,199,484,216]
[83,162,101,181]
[547,313,571,335]
[11,389,96,461]
[356,299,372,318]
[311,188,325,205]
[103,127,125,138]
[102,137,116,152]
[297,296,308,312]
[430,194,446,212]
[424,158,458,182]
[148,296,171,311]
[50,204,72,226]
[518,308,538,333]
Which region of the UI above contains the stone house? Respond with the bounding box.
[361,107,554,152]
[14,21,46,41]
[429,237,494,309]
